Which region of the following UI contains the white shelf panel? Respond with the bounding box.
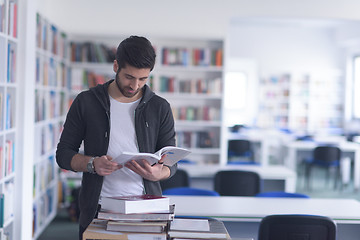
[158,93,222,100]
[156,65,223,73]
[175,120,221,127]
[189,148,221,155]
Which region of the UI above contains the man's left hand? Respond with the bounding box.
[124,159,170,181]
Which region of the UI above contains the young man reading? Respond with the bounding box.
[56,36,177,239]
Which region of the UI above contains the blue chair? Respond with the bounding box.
[162,187,220,196]
[256,191,310,198]
[304,145,342,190]
[258,214,337,240]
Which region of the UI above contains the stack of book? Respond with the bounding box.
[97,194,174,240]
[86,194,229,240]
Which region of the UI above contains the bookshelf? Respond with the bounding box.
[151,39,223,165]
[32,12,69,239]
[0,0,18,239]
[68,38,224,165]
[257,70,344,133]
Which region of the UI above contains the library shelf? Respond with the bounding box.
[32,12,70,240]
[67,37,225,165]
[0,0,18,239]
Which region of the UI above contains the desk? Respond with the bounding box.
[228,130,294,166]
[168,196,360,240]
[179,164,297,192]
[228,132,271,166]
[285,140,360,190]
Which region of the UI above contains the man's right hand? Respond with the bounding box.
[93,155,122,176]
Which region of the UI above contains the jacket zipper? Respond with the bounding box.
[105,110,110,152]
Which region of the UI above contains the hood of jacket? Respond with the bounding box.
[89,79,155,111]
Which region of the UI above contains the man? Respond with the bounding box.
[56,36,177,239]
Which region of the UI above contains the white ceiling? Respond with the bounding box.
[37,0,360,40]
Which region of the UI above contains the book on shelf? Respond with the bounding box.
[101,194,170,214]
[70,41,115,63]
[0,0,5,33]
[106,220,168,233]
[83,219,167,240]
[113,146,190,167]
[98,204,175,222]
[8,1,17,38]
[0,193,4,228]
[168,218,228,239]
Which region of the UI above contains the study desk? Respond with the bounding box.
[227,130,294,166]
[168,196,360,240]
[179,164,297,192]
[285,140,360,190]
[227,132,271,166]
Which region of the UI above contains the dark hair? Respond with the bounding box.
[115,36,156,71]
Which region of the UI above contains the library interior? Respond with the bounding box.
[1,0,360,239]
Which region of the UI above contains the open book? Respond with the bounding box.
[113,146,191,167]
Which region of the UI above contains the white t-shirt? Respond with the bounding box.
[100,96,144,199]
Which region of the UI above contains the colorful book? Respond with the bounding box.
[101,194,170,214]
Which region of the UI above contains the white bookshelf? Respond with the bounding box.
[0,0,18,239]
[67,37,224,165]
[257,70,344,134]
[151,39,224,165]
[31,12,69,240]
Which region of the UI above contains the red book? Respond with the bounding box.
[13,3,17,38]
[215,49,223,66]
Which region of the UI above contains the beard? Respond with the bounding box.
[115,72,141,98]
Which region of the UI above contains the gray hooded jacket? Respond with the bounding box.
[56,79,177,229]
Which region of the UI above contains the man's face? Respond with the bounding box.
[115,63,151,99]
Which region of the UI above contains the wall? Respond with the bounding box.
[227,18,342,73]
[223,17,346,128]
[37,0,360,40]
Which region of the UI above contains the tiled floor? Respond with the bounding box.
[37,208,78,240]
[296,167,360,201]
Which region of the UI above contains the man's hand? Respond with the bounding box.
[125,157,170,181]
[94,155,122,176]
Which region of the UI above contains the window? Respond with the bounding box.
[223,71,247,126]
[353,56,360,118]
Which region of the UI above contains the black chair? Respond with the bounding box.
[227,139,255,163]
[214,170,261,196]
[304,145,342,190]
[258,214,337,240]
[160,169,190,191]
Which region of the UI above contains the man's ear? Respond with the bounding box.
[113,60,119,73]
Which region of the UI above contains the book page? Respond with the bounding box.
[113,152,160,166]
[156,146,191,166]
[113,147,190,167]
